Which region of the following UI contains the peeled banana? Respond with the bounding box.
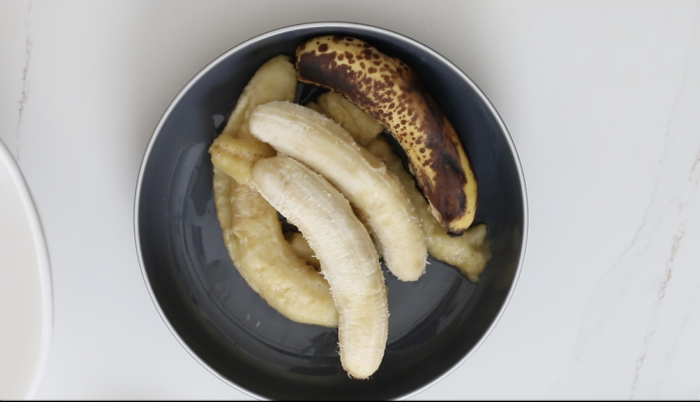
[209,55,338,327]
[367,139,492,283]
[306,91,384,146]
[285,232,320,271]
[209,135,275,185]
[252,156,388,380]
[212,167,338,327]
[296,36,478,235]
[221,54,297,139]
[249,101,427,282]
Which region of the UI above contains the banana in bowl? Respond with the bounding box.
[135,22,527,401]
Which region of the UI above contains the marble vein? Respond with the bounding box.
[593,3,700,295]
[17,1,33,160]
[631,147,700,397]
[630,7,700,394]
[631,5,700,397]
[552,5,700,397]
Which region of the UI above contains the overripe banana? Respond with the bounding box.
[221,54,297,139]
[306,91,384,146]
[285,232,320,271]
[212,168,338,327]
[209,135,275,185]
[249,101,427,282]
[213,166,233,232]
[304,93,491,282]
[209,55,338,327]
[296,36,478,235]
[367,139,491,283]
[252,156,388,379]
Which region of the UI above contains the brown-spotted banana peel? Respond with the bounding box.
[296,35,478,235]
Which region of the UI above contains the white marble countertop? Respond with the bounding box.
[1,0,700,399]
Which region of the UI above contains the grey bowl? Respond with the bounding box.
[135,22,527,400]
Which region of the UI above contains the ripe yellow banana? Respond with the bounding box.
[249,101,427,282]
[296,36,478,235]
[252,155,388,380]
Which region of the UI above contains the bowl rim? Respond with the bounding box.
[133,21,528,401]
[0,138,54,400]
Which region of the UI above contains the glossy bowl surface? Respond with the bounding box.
[135,22,527,400]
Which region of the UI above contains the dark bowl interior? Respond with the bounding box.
[135,23,526,400]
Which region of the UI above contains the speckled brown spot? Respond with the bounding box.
[297,48,378,110]
[318,43,328,52]
[297,36,471,234]
[415,96,469,228]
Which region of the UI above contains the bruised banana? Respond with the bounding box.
[367,139,492,283]
[252,156,388,379]
[305,95,492,282]
[296,36,477,235]
[249,101,427,282]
